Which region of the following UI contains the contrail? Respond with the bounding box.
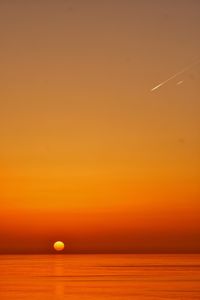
[176,80,184,86]
[151,58,200,92]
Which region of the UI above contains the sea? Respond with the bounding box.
[0,254,200,299]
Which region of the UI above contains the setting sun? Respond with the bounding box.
[53,241,65,252]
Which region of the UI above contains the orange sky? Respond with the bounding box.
[0,0,200,254]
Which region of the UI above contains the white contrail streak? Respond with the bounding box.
[151,59,200,92]
[176,80,184,85]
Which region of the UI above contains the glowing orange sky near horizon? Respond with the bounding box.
[0,0,200,253]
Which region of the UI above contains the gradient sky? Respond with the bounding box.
[0,0,200,254]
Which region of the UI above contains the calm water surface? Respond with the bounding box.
[0,254,200,299]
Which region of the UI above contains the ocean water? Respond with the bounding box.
[0,254,200,299]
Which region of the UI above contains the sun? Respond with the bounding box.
[53,241,65,252]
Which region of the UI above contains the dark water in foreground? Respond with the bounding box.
[0,254,200,299]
